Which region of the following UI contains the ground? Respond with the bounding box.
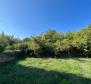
[0,58,91,84]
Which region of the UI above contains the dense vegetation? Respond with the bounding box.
[0,58,91,84]
[0,25,91,84]
[0,25,91,58]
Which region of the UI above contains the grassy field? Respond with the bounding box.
[0,58,91,84]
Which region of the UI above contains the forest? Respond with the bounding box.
[0,25,91,58]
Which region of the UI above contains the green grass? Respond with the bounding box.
[0,58,91,84]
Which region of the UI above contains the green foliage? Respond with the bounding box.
[0,25,91,58]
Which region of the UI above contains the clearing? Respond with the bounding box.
[0,58,91,84]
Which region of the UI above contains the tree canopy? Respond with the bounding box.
[0,25,91,58]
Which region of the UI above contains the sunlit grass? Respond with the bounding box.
[0,58,91,84]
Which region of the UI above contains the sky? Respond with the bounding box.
[0,0,91,38]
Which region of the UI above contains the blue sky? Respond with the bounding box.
[0,0,91,38]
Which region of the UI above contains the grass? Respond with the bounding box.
[0,58,91,84]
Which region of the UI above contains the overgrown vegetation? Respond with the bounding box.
[0,26,91,84]
[0,25,91,58]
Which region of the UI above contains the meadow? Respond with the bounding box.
[0,58,91,84]
[0,26,91,84]
[0,1,91,84]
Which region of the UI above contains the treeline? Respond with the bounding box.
[0,25,91,58]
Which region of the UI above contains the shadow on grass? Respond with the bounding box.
[0,59,91,84]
